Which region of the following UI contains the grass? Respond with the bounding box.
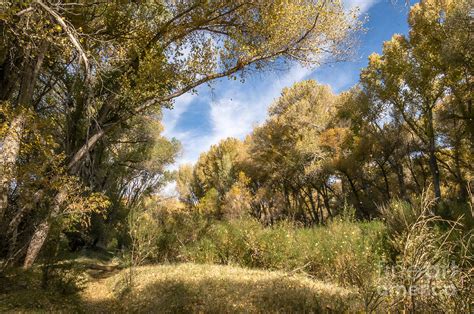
[0,267,83,312]
[179,218,388,287]
[92,263,363,312]
[0,263,363,312]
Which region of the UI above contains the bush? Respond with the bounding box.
[0,266,83,312]
[180,216,388,289]
[41,263,87,295]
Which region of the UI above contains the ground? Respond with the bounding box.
[0,263,363,313]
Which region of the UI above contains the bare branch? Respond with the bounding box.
[35,0,90,82]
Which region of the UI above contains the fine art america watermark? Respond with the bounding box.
[376,262,460,297]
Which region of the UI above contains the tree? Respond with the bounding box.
[191,137,245,217]
[242,81,340,223]
[361,0,473,201]
[176,164,198,206]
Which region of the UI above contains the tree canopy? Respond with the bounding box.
[0,0,359,267]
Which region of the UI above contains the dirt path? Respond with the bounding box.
[80,266,122,312]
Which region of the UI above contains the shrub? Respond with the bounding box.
[41,263,87,295]
[180,215,388,292]
[379,194,473,312]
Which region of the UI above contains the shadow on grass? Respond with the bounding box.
[85,274,360,313]
[1,264,361,313]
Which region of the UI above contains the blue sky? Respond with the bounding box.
[162,0,413,170]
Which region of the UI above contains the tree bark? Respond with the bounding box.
[426,108,442,200]
[453,141,468,201]
[7,190,43,256]
[428,149,442,200]
[1,42,48,223]
[345,173,366,218]
[23,189,67,269]
[23,220,51,269]
[390,159,408,201]
[0,114,26,223]
[376,160,391,199]
[22,121,113,268]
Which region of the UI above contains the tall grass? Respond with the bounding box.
[379,194,473,312]
[142,208,388,287]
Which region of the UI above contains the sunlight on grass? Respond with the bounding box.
[83,263,362,312]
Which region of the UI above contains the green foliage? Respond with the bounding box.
[2,0,357,267]
[196,188,220,216]
[380,198,424,257]
[136,200,210,263]
[171,216,388,288]
[127,205,161,267]
[178,0,473,227]
[221,172,253,220]
[41,263,87,296]
[118,200,389,293]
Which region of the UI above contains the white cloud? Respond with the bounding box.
[162,63,313,173]
[207,64,312,146]
[210,99,256,141]
[313,68,356,93]
[343,0,379,13]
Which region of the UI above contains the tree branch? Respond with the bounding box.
[35,0,90,83]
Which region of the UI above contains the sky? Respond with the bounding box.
[162,0,414,172]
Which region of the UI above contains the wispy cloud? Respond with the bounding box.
[162,63,313,169]
[344,0,379,13]
[208,64,312,143]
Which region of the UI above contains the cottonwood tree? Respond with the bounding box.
[247,81,338,223]
[191,138,245,217]
[361,0,473,201]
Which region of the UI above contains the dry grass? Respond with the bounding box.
[81,263,362,312]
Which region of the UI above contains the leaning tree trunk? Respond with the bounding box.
[22,126,108,268]
[23,189,67,269]
[7,190,44,258]
[0,114,26,223]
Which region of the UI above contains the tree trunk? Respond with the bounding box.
[428,149,441,200]
[319,183,332,218]
[376,160,391,199]
[391,159,408,201]
[346,175,360,205]
[397,163,407,200]
[23,189,67,269]
[0,114,26,223]
[7,190,44,256]
[23,220,51,269]
[22,122,113,267]
[426,108,441,200]
[307,188,319,224]
[1,42,48,223]
[453,142,468,201]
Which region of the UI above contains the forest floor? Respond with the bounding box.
[0,262,363,312]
